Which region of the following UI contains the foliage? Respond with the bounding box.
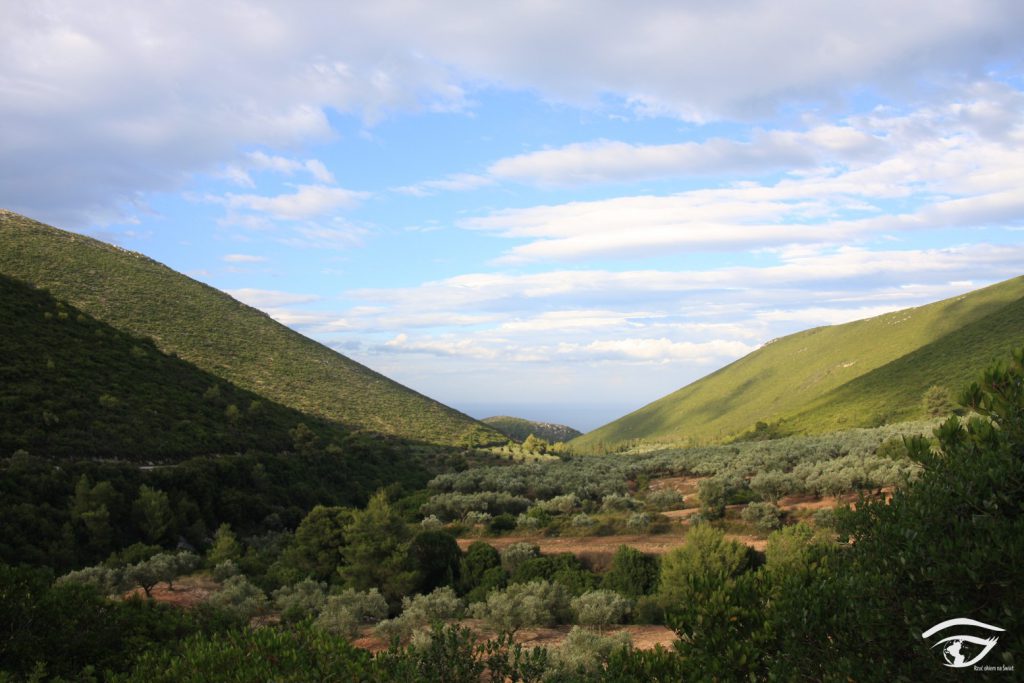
[272,578,328,623]
[206,575,267,620]
[741,501,783,532]
[574,274,1024,448]
[500,542,540,574]
[375,586,464,644]
[314,587,389,638]
[645,488,683,510]
[0,212,505,447]
[548,626,632,678]
[482,416,582,443]
[658,524,753,621]
[570,590,632,629]
[602,545,660,598]
[469,580,570,635]
[408,529,462,594]
[338,491,416,605]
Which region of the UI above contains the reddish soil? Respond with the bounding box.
[353,619,676,653]
[647,475,705,496]
[457,529,768,558]
[124,574,220,607]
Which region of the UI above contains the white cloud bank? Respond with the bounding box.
[4,1,1024,225]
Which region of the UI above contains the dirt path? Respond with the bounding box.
[353,619,676,653]
[457,530,767,558]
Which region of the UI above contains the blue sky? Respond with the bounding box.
[3,1,1024,430]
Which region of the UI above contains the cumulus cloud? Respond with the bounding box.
[5,1,1024,225]
[222,253,268,263]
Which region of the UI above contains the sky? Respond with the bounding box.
[3,1,1024,431]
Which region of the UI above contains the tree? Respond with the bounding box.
[571,590,632,631]
[287,505,353,581]
[696,478,727,519]
[132,485,173,544]
[339,491,416,605]
[408,529,462,594]
[658,524,752,614]
[272,579,328,623]
[314,587,389,638]
[602,545,659,598]
[469,580,569,635]
[207,523,242,567]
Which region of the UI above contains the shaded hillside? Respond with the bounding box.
[482,416,582,443]
[0,211,503,447]
[0,273,351,460]
[574,275,1024,448]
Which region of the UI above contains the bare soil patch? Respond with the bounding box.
[353,619,675,653]
[124,573,220,608]
[647,475,705,496]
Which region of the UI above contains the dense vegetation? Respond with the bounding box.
[575,274,1024,449]
[0,210,503,447]
[4,350,1020,679]
[482,417,582,444]
[0,273,355,460]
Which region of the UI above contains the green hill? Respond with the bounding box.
[0,210,502,447]
[481,416,582,443]
[574,275,1024,449]
[0,273,355,460]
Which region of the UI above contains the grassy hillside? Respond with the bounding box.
[481,416,582,443]
[575,275,1024,449]
[0,211,503,447]
[0,273,355,460]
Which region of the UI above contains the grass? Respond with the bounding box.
[0,273,354,460]
[573,275,1024,450]
[0,210,503,447]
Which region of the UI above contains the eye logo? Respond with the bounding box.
[922,618,1005,668]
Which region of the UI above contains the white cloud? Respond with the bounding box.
[394,173,494,196]
[222,253,267,263]
[5,1,1024,225]
[221,184,367,221]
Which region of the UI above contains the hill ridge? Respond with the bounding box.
[574,275,1024,448]
[0,210,503,447]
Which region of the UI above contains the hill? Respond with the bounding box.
[0,210,503,447]
[0,273,356,460]
[481,416,582,443]
[574,275,1024,449]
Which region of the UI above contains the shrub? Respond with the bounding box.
[571,590,632,630]
[469,580,570,635]
[646,488,684,510]
[488,514,517,533]
[697,478,727,519]
[549,626,632,677]
[749,470,794,504]
[272,579,328,623]
[419,515,443,531]
[500,542,539,574]
[625,512,651,531]
[212,559,239,582]
[206,575,267,620]
[571,513,595,528]
[741,502,782,532]
[602,545,659,598]
[314,587,388,638]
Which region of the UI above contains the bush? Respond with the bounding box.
[206,575,268,620]
[272,579,327,623]
[697,478,727,519]
[602,545,659,598]
[625,512,651,531]
[646,488,684,510]
[212,559,240,582]
[571,513,595,528]
[741,502,782,532]
[571,590,632,630]
[419,515,443,531]
[469,580,570,635]
[314,588,388,638]
[500,542,539,574]
[375,586,464,645]
[549,626,632,677]
[488,513,517,533]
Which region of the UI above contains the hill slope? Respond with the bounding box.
[0,210,502,447]
[0,273,356,460]
[575,276,1024,448]
[482,416,582,443]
